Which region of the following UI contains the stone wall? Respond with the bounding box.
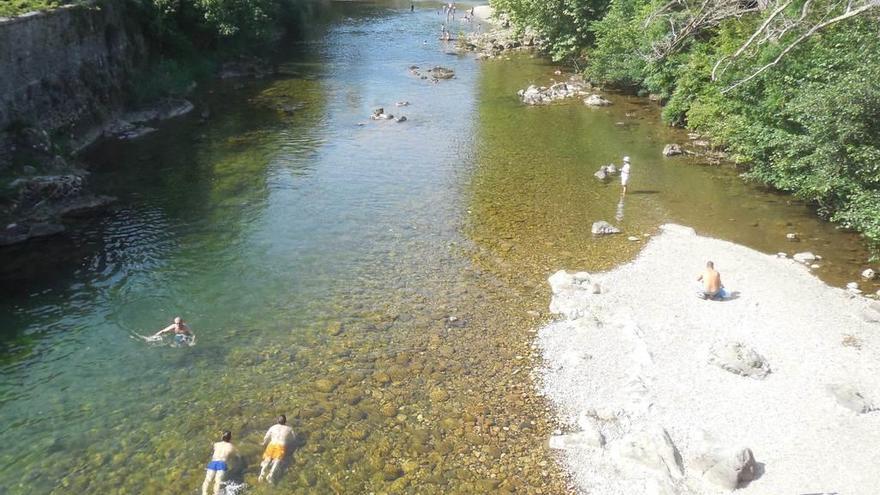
[0,1,146,145]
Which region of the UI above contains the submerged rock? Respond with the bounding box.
[57,195,117,217]
[0,222,66,245]
[428,66,455,79]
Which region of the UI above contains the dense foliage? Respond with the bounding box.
[126,0,319,101]
[0,0,76,17]
[493,0,880,247]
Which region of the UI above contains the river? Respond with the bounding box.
[0,1,876,494]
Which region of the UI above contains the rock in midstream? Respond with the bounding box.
[591,220,621,235]
[518,79,587,105]
[583,94,612,106]
[663,143,683,156]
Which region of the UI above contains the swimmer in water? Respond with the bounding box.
[258,414,296,483]
[152,316,195,346]
[202,430,235,495]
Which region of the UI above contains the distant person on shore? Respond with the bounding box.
[259,415,296,483]
[697,261,728,300]
[152,316,195,346]
[620,156,631,196]
[411,2,414,12]
[202,431,235,495]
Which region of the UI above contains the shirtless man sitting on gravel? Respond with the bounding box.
[697,261,727,300]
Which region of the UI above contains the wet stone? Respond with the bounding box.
[382,463,404,481]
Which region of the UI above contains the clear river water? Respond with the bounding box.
[1,1,877,494]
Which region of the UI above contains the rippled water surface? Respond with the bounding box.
[1,1,877,494]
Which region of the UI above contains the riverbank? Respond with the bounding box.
[537,224,880,494]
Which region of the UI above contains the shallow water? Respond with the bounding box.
[0,1,877,494]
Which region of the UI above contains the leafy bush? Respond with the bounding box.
[492,0,610,61]
[0,0,76,17]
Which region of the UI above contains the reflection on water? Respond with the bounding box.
[1,1,878,494]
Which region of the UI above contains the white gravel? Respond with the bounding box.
[536,224,880,494]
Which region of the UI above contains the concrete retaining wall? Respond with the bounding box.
[0,1,146,140]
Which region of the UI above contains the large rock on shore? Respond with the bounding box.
[826,383,877,414]
[693,447,758,490]
[12,174,84,204]
[612,426,683,479]
[708,342,771,379]
[104,98,194,140]
[548,270,601,319]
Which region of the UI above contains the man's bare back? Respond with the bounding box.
[699,268,722,293]
[697,260,724,300]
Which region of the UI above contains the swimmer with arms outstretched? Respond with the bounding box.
[259,414,296,483]
[152,316,195,346]
[202,430,235,495]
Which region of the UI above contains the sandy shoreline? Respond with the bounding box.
[537,224,880,494]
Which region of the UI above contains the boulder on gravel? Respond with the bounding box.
[693,447,758,490]
[708,342,771,379]
[612,426,683,479]
[827,383,877,414]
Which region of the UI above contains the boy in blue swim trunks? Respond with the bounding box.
[203,430,235,495]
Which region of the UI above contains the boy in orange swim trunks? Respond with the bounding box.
[258,414,295,483]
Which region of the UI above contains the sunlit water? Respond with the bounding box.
[1,2,876,494]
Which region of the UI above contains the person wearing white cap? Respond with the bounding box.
[620,156,631,196]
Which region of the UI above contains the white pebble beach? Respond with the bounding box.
[537,224,880,494]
